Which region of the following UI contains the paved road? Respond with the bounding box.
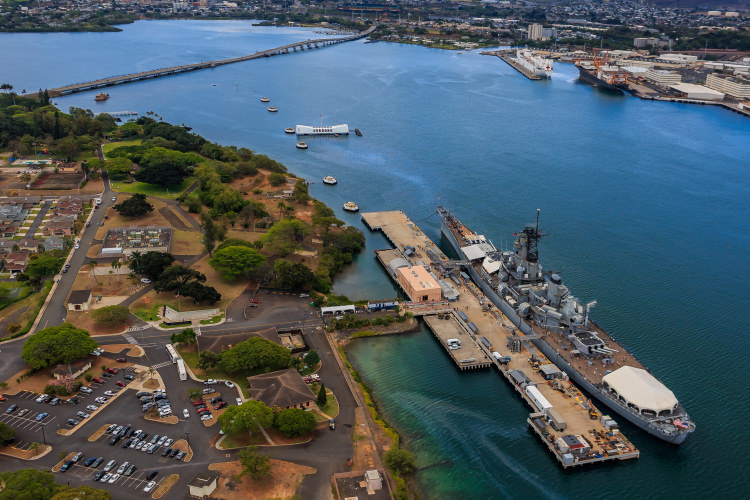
[26,199,52,236]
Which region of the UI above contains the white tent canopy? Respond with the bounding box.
[602,366,678,414]
[462,244,488,261]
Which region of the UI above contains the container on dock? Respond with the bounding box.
[539,363,563,380]
[546,407,567,431]
[458,311,468,322]
[525,385,553,413]
[468,322,478,333]
[509,369,530,386]
[480,336,491,348]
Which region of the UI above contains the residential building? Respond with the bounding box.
[4,251,30,275]
[67,290,93,311]
[246,368,316,410]
[100,226,172,258]
[43,217,75,237]
[43,237,64,251]
[527,23,543,41]
[16,238,41,253]
[706,73,750,99]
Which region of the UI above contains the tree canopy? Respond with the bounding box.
[128,251,174,281]
[0,421,15,445]
[218,401,273,436]
[170,328,196,345]
[237,446,271,480]
[105,157,132,179]
[24,253,65,284]
[0,469,60,500]
[50,486,112,500]
[261,219,309,256]
[134,147,200,187]
[113,193,153,218]
[273,408,317,438]
[272,260,317,292]
[209,245,265,281]
[385,447,417,475]
[154,265,220,305]
[21,324,97,370]
[219,337,291,373]
[90,305,130,326]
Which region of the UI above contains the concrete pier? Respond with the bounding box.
[481,50,542,80]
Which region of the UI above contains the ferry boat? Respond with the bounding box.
[94,92,110,102]
[513,48,553,78]
[343,201,359,212]
[436,207,695,445]
[295,142,308,150]
[323,176,337,185]
[295,124,349,136]
[268,107,278,113]
[260,97,270,102]
[284,127,295,134]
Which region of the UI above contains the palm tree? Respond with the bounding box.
[108,269,114,284]
[110,260,121,282]
[277,201,286,220]
[147,366,156,382]
[88,260,97,284]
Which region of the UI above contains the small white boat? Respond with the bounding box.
[267,106,278,112]
[343,201,359,212]
[260,97,270,102]
[323,176,337,185]
[296,142,308,150]
[284,127,295,134]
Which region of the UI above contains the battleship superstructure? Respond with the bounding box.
[514,48,554,78]
[437,207,695,444]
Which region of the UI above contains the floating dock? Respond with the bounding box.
[362,210,639,468]
[481,50,541,80]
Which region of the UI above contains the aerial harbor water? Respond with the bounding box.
[2,19,748,498]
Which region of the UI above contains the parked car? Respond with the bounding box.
[106,368,119,374]
[203,379,218,385]
[66,418,80,426]
[183,409,190,418]
[84,457,96,467]
[76,411,90,419]
[35,412,48,421]
[103,460,116,472]
[168,449,179,458]
[144,481,156,493]
[116,357,127,363]
[104,391,116,397]
[91,457,104,468]
[202,388,215,395]
[124,374,135,381]
[80,386,93,393]
[93,470,105,481]
[60,460,75,472]
[224,380,235,388]
[100,473,112,483]
[136,392,151,398]
[95,397,109,404]
[163,438,173,447]
[124,464,137,476]
[209,396,222,404]
[200,414,213,421]
[146,471,159,481]
[65,398,79,405]
[108,435,121,445]
[236,397,243,406]
[92,377,104,384]
[116,381,126,387]
[116,462,129,474]
[162,447,173,457]
[140,278,151,284]
[106,424,117,434]
[175,451,186,461]
[108,473,119,484]
[0,396,5,402]
[35,394,49,403]
[18,408,29,416]
[194,400,207,406]
[86,405,99,411]
[49,397,60,406]
[5,404,18,414]
[122,439,133,449]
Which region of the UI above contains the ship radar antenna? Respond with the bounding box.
[535,208,540,237]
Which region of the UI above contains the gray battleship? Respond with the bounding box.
[437,207,695,444]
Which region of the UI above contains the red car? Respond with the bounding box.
[116,381,126,387]
[106,368,119,374]
[193,401,205,406]
[213,402,227,410]
[249,299,261,304]
[92,377,104,383]
[196,408,209,414]
[116,358,127,363]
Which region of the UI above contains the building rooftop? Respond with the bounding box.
[188,472,217,488]
[68,289,92,304]
[246,368,315,408]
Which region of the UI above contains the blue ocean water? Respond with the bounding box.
[2,20,749,498]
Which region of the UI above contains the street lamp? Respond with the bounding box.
[41,425,46,445]
[185,431,190,447]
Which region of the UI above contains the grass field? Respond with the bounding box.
[102,139,142,155]
[110,177,194,200]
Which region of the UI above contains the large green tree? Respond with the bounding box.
[209,245,265,281]
[128,251,174,281]
[0,421,15,444]
[21,324,97,371]
[0,469,60,500]
[24,253,64,284]
[134,147,199,187]
[105,157,133,179]
[170,328,196,346]
[316,383,327,408]
[113,193,153,218]
[237,446,271,480]
[272,260,317,291]
[155,265,205,291]
[218,401,273,436]
[50,486,112,500]
[273,408,317,438]
[219,337,291,373]
[385,447,417,475]
[90,305,130,326]
[261,218,309,256]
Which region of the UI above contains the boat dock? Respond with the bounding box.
[362,210,639,468]
[482,50,541,80]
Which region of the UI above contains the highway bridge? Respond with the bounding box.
[30,25,376,98]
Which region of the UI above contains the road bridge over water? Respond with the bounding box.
[29,25,376,99]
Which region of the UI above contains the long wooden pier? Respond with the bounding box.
[29,25,376,98]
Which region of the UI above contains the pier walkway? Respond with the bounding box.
[482,50,542,80]
[362,210,639,468]
[29,25,376,98]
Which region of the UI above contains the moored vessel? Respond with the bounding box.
[268,106,278,112]
[284,127,295,134]
[436,207,695,444]
[513,48,553,78]
[95,92,109,102]
[295,142,308,150]
[576,50,627,94]
[260,97,270,102]
[323,176,337,185]
[343,201,359,212]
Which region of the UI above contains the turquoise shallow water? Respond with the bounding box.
[2,20,749,498]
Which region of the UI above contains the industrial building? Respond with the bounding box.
[396,265,441,302]
[668,83,725,101]
[706,73,750,99]
[645,69,682,86]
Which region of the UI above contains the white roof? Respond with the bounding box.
[482,257,503,274]
[462,244,487,261]
[602,366,678,413]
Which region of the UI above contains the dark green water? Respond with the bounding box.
[3,20,748,498]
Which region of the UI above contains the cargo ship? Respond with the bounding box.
[575,49,628,94]
[514,48,553,78]
[437,207,695,444]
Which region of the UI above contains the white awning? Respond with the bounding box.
[482,257,502,274]
[602,366,678,413]
[461,244,487,261]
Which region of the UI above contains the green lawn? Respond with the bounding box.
[110,177,194,200]
[102,139,142,155]
[132,303,164,322]
[200,314,224,325]
[178,346,252,398]
[318,391,339,419]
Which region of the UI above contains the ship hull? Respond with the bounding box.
[576,66,625,94]
[439,216,688,445]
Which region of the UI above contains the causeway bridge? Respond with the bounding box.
[33,25,376,98]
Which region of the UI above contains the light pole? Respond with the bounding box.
[41,425,46,445]
[185,431,190,447]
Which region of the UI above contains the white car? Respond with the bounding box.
[236,397,243,406]
[74,242,80,250]
[203,379,218,385]
[163,438,173,447]
[35,394,48,403]
[103,459,116,472]
[183,409,190,418]
[108,473,120,484]
[157,436,167,446]
[140,278,151,284]
[144,481,156,493]
[86,405,98,411]
[200,413,214,421]
[140,441,150,451]
[94,397,108,404]
[103,391,116,397]
[112,196,116,202]
[116,462,129,474]
[129,440,139,449]
[80,387,93,394]
[100,473,112,483]
[224,380,234,388]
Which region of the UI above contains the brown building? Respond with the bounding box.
[43,218,75,237]
[246,368,315,410]
[4,251,30,275]
[16,238,41,253]
[67,290,92,311]
[396,265,442,302]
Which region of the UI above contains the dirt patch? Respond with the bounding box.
[0,444,51,460]
[152,473,179,499]
[158,206,190,231]
[209,459,315,500]
[2,366,56,395]
[171,439,193,462]
[170,230,203,256]
[52,451,76,472]
[0,305,29,338]
[143,378,160,390]
[66,310,129,336]
[89,424,111,442]
[191,254,249,310]
[144,413,179,425]
[31,172,84,190]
